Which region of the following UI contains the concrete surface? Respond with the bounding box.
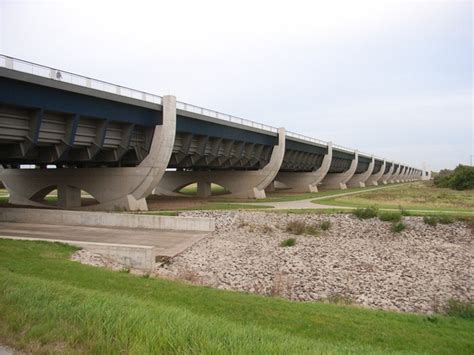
[0,208,215,232]
[275,142,333,193]
[321,150,359,189]
[0,222,209,270]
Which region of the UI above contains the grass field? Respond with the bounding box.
[175,183,406,202]
[0,240,473,354]
[315,182,474,213]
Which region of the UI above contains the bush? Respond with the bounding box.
[353,207,378,219]
[286,220,306,235]
[320,221,331,231]
[286,220,322,236]
[391,222,406,233]
[280,238,296,247]
[433,165,474,190]
[378,211,402,222]
[438,215,454,225]
[304,225,320,236]
[423,216,438,226]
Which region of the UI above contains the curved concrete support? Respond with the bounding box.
[321,150,359,190]
[0,95,177,211]
[388,165,402,183]
[154,128,286,199]
[365,160,386,186]
[346,156,375,188]
[398,166,406,182]
[405,168,410,181]
[274,142,333,192]
[399,166,408,182]
[379,163,394,185]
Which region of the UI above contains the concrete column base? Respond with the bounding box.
[58,185,81,208]
[365,160,386,186]
[347,157,374,188]
[321,151,359,190]
[275,143,332,193]
[197,182,212,197]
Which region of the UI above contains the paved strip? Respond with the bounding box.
[0,222,208,257]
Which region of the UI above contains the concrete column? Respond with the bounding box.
[154,128,286,199]
[380,163,394,185]
[346,156,375,188]
[0,96,177,211]
[321,150,358,190]
[57,185,81,208]
[197,181,212,197]
[275,142,332,193]
[388,164,402,184]
[365,160,386,186]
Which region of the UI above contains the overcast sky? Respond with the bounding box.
[1,0,472,170]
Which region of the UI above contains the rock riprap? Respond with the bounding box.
[155,211,473,314]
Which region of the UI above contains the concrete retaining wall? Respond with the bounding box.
[0,208,215,232]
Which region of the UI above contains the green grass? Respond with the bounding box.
[143,202,273,213]
[354,206,378,219]
[178,183,228,196]
[0,240,473,353]
[214,184,401,203]
[315,182,474,213]
[280,238,297,247]
[391,221,406,233]
[378,211,402,222]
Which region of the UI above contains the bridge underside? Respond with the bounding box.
[0,62,423,211]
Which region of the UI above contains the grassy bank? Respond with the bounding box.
[0,240,473,353]
[315,182,474,213]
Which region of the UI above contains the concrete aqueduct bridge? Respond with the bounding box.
[0,55,423,211]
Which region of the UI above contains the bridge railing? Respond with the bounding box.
[286,131,328,146]
[0,54,163,105]
[332,143,354,154]
[176,101,279,133]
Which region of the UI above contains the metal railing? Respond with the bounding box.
[176,101,278,133]
[286,131,328,146]
[0,54,163,105]
[332,143,354,154]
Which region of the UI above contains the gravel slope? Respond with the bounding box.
[155,211,473,314]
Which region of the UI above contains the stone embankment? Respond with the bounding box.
[155,211,473,314]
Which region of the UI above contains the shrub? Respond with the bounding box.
[378,211,402,222]
[353,207,378,219]
[304,225,320,236]
[423,216,438,226]
[433,165,474,190]
[286,220,306,235]
[326,293,353,305]
[442,299,474,319]
[280,238,296,247]
[320,221,331,230]
[391,221,406,233]
[438,215,454,225]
